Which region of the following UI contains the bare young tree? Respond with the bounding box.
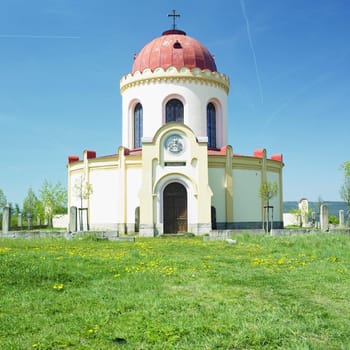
[73,175,93,230]
[0,188,7,211]
[259,181,278,232]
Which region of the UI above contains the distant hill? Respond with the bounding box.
[284,201,348,218]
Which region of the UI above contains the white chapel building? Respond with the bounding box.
[67,21,284,236]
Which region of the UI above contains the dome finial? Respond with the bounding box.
[167,9,181,30]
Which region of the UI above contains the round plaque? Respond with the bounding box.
[165,134,185,154]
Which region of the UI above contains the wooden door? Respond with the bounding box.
[163,183,187,233]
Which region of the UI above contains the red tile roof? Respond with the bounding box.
[132,30,217,74]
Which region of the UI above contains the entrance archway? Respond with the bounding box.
[163,182,187,233]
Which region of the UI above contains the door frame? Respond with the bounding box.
[163,181,188,233]
[153,175,195,235]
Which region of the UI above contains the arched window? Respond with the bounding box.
[166,99,184,123]
[134,103,143,148]
[207,102,216,148]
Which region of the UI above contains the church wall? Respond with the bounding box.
[208,168,226,222]
[267,171,282,222]
[68,168,85,210]
[125,166,142,232]
[67,163,119,230]
[88,167,120,230]
[68,152,283,232]
[207,155,284,229]
[233,168,262,222]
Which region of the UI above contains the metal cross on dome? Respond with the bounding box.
[167,9,180,30]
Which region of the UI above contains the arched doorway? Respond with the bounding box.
[163,182,187,233]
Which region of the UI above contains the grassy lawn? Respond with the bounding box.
[0,233,349,349]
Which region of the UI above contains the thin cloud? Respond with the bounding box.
[262,72,331,132]
[240,0,264,104]
[262,50,350,131]
[0,34,80,39]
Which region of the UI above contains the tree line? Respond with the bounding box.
[0,180,67,228]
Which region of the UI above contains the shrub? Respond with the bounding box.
[329,215,339,224]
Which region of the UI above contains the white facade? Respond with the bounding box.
[121,68,228,149]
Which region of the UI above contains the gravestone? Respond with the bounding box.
[18,213,22,229]
[339,210,345,227]
[311,212,316,226]
[320,204,329,231]
[2,206,11,233]
[69,206,78,232]
[299,198,309,227]
[27,214,32,230]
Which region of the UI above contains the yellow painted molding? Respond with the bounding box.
[152,173,199,196]
[120,66,230,94]
[225,146,233,222]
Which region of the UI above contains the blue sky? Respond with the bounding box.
[0,0,349,206]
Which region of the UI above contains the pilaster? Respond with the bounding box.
[225,145,233,223]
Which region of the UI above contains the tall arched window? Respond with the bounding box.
[207,102,216,148]
[166,99,184,123]
[134,103,143,148]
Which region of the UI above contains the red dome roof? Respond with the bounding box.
[132,30,217,74]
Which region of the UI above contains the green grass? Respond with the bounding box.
[0,233,349,349]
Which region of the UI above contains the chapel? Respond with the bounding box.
[67,13,284,236]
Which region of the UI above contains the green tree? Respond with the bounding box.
[39,180,67,228]
[340,161,350,225]
[13,203,21,216]
[329,215,339,225]
[259,181,278,206]
[290,207,302,227]
[35,200,45,224]
[23,188,39,218]
[259,181,278,232]
[0,188,7,210]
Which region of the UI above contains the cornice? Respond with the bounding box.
[120,66,230,94]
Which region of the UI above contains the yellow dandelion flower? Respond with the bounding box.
[327,256,339,263]
[53,283,64,291]
[278,257,286,265]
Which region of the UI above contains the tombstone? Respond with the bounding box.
[2,206,11,233]
[135,207,140,232]
[299,198,309,227]
[311,212,316,226]
[18,213,22,229]
[320,204,329,231]
[78,208,89,231]
[27,214,33,230]
[339,210,345,227]
[69,206,78,232]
